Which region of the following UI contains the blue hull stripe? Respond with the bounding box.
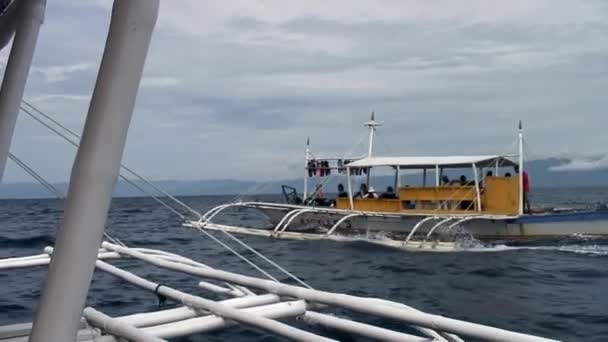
[516,210,608,224]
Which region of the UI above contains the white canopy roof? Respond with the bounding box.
[347,155,517,169]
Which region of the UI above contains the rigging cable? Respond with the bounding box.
[19,99,312,288]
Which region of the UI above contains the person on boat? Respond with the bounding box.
[337,184,348,198]
[480,170,493,188]
[366,186,379,199]
[354,183,368,199]
[441,176,450,186]
[505,172,512,177]
[380,186,398,199]
[514,165,531,213]
[459,175,467,185]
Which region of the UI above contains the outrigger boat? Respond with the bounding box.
[189,114,608,250]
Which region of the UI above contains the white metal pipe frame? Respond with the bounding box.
[0,244,560,342]
[29,1,159,341]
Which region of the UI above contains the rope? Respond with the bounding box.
[19,105,191,220]
[7,152,126,247]
[20,100,311,288]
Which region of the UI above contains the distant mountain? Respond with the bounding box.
[1,158,607,199]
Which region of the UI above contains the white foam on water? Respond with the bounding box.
[458,243,608,255]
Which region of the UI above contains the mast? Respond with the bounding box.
[0,0,45,182]
[518,120,524,215]
[29,1,158,341]
[364,111,381,186]
[303,137,310,200]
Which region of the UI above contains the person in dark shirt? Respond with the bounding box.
[354,183,368,199]
[380,186,398,199]
[459,175,467,185]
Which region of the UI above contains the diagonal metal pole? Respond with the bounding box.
[29,1,158,341]
[0,0,45,182]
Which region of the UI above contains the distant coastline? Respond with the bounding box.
[1,158,607,199]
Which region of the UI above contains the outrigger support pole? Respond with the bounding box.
[30,1,159,341]
[0,0,45,182]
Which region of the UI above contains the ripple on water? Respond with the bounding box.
[1,194,608,341]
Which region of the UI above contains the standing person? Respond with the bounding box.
[514,165,531,213]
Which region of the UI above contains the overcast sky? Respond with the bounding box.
[2,0,608,183]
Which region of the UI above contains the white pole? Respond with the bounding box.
[472,163,482,212]
[29,2,159,341]
[94,259,331,342]
[364,111,380,186]
[303,138,309,200]
[518,121,524,215]
[367,124,374,158]
[366,125,373,186]
[0,0,45,182]
[82,308,167,342]
[103,242,558,342]
[346,167,354,210]
[435,165,439,186]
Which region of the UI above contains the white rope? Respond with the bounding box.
[19,105,191,220]
[20,100,312,289]
[7,151,126,247]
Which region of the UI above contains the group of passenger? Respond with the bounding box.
[309,165,531,212]
[336,183,397,200]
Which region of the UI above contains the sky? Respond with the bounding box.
[2,0,608,183]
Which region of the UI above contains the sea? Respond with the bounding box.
[1,187,608,341]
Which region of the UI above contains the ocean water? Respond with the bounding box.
[1,188,608,341]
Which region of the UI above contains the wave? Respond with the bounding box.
[0,234,54,248]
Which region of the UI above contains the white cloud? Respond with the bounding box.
[3,0,608,183]
[32,63,96,83]
[31,94,90,103]
[549,156,608,172]
[141,76,181,88]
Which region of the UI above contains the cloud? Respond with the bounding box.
[141,76,181,88]
[549,156,608,172]
[3,0,608,183]
[32,63,96,83]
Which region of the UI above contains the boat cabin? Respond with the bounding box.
[333,155,522,216]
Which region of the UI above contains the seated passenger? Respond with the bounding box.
[505,172,512,177]
[380,186,398,199]
[354,184,368,199]
[459,175,468,185]
[337,183,348,198]
[441,176,450,186]
[365,186,379,199]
